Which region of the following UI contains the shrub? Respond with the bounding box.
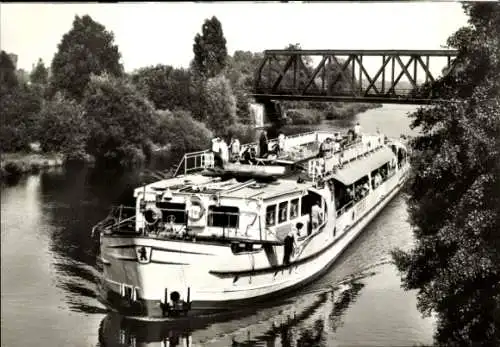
[82,74,156,168]
[286,109,322,125]
[153,110,213,164]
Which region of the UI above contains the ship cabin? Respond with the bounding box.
[130,175,328,249]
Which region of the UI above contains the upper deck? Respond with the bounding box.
[135,130,403,200]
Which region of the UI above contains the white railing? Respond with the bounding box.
[172,132,386,178]
[173,131,323,177]
[173,150,214,177]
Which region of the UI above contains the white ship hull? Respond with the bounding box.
[99,162,409,318]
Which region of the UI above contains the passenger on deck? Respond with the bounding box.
[211,137,223,168]
[241,146,257,164]
[354,122,361,140]
[334,140,341,153]
[318,138,332,158]
[259,130,269,157]
[278,132,286,155]
[311,202,323,230]
[363,181,370,195]
[283,228,296,265]
[229,137,240,162]
[294,222,305,241]
[335,132,342,143]
[347,129,355,144]
[346,187,354,201]
[219,138,229,164]
[374,172,382,187]
[324,138,333,159]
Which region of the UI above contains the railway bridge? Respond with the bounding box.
[249,49,459,122]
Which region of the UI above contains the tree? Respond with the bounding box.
[51,15,123,101]
[82,74,156,168]
[131,65,193,111]
[30,58,49,85]
[192,16,228,78]
[36,93,88,156]
[201,75,237,136]
[0,85,42,152]
[0,50,19,93]
[392,3,500,346]
[153,109,212,160]
[224,51,265,124]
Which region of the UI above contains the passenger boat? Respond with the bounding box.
[93,130,410,319]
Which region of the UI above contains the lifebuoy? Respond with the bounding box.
[144,206,162,225]
[187,195,205,222]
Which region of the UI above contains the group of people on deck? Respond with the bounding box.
[211,136,241,167]
[211,130,288,168]
[318,122,362,159]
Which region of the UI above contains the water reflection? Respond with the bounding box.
[97,281,365,347]
[36,166,144,315]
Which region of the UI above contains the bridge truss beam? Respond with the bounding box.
[251,49,458,104]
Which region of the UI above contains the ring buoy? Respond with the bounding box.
[144,206,162,225]
[187,195,205,222]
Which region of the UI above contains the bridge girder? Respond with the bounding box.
[251,49,459,104]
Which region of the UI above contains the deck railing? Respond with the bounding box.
[172,131,322,177]
[172,131,385,178]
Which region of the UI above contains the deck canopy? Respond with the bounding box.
[332,147,394,186]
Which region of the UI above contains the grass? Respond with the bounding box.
[0,152,64,179]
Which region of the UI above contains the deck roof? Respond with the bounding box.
[332,147,395,186]
[220,179,306,200]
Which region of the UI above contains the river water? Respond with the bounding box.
[1,105,435,347]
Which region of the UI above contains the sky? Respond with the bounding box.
[1,2,469,75]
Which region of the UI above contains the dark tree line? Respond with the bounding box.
[392,2,500,346]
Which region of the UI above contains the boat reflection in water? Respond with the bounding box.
[97,281,365,347]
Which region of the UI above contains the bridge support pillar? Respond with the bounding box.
[262,101,284,126]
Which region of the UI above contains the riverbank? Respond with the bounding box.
[286,103,382,125]
[0,152,65,179]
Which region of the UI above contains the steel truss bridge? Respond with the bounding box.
[250,49,458,105]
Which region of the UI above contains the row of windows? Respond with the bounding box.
[266,194,319,227]
[156,195,320,230]
[156,202,240,228]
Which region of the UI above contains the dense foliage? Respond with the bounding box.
[1,50,19,92]
[192,16,228,78]
[82,74,156,168]
[131,65,193,111]
[202,75,237,136]
[0,84,42,152]
[392,3,500,346]
[36,93,87,156]
[154,110,212,158]
[51,15,123,101]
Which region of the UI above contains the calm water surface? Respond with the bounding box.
[1,105,435,347]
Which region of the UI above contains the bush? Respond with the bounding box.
[0,85,42,152]
[225,122,257,145]
[286,109,322,125]
[202,75,237,136]
[83,74,157,168]
[153,110,213,163]
[36,93,88,155]
[3,162,23,177]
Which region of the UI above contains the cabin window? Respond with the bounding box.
[278,201,288,223]
[266,205,276,226]
[156,202,186,224]
[208,206,239,228]
[290,198,299,219]
[353,175,370,202]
